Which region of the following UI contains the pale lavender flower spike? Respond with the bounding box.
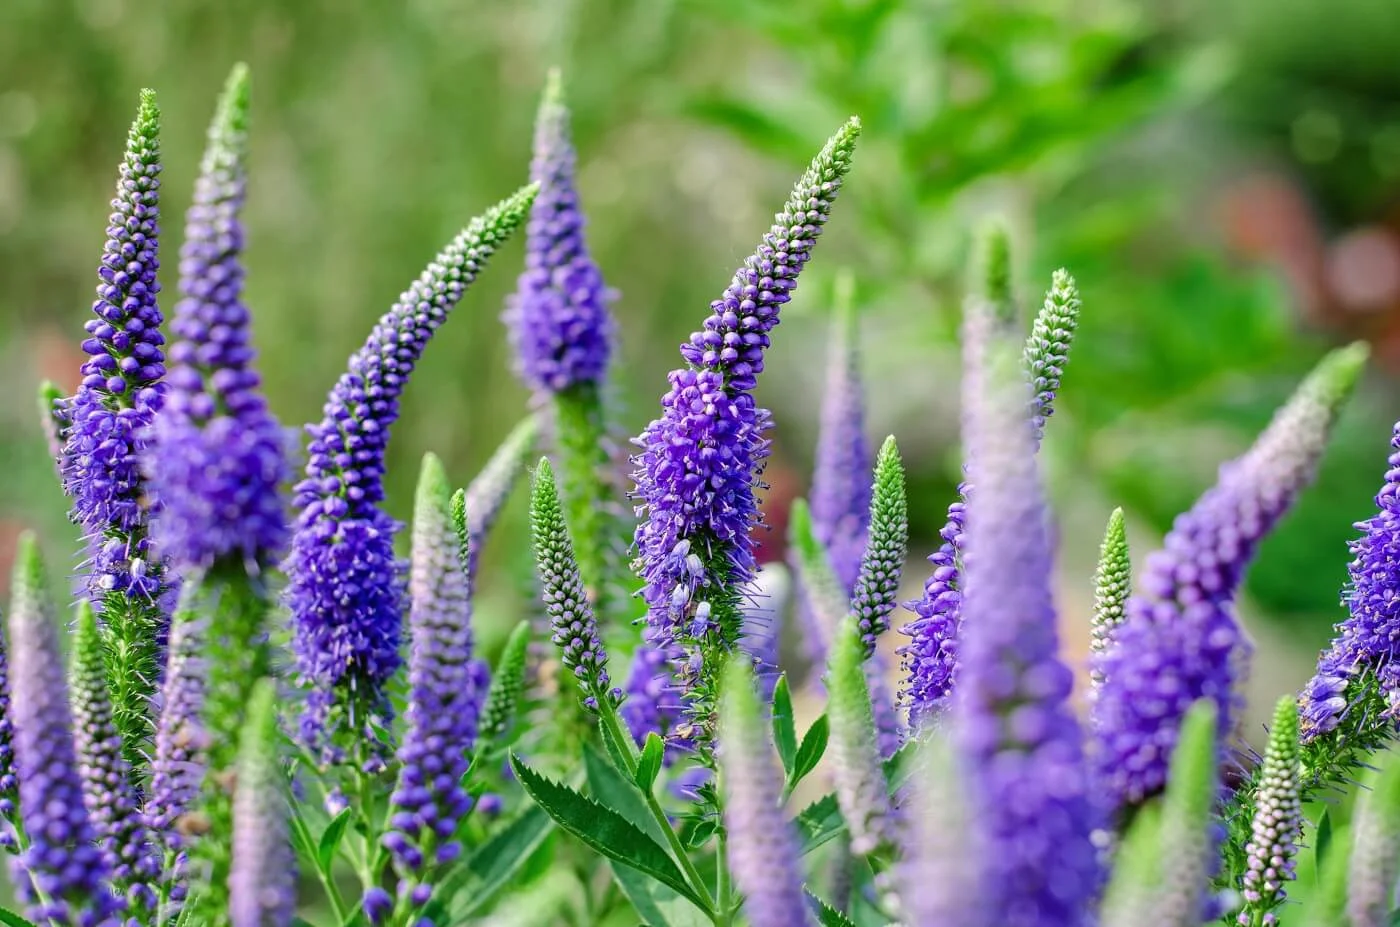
[719,658,813,927]
[951,327,1099,927]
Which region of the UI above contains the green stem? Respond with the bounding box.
[597,702,717,918]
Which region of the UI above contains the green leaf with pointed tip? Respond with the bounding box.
[583,741,665,846]
[317,808,352,874]
[1314,807,1334,880]
[788,714,829,793]
[637,732,665,792]
[772,674,798,775]
[441,805,556,919]
[510,754,710,914]
[795,793,845,856]
[807,890,858,927]
[0,908,38,927]
[611,862,711,927]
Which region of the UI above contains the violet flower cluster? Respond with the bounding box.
[898,270,1081,724]
[7,536,122,927]
[147,64,288,571]
[286,185,535,759]
[1300,415,1400,738]
[631,118,860,741]
[381,454,485,909]
[60,89,170,602]
[1093,343,1367,812]
[504,70,614,395]
[949,335,1100,927]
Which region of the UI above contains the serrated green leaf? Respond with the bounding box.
[0,909,38,927]
[598,701,639,771]
[611,862,712,927]
[317,807,351,874]
[442,805,555,919]
[683,817,719,850]
[795,792,845,856]
[1314,806,1333,880]
[772,674,797,775]
[789,714,830,792]
[583,741,667,846]
[510,754,710,915]
[806,890,858,927]
[638,732,665,792]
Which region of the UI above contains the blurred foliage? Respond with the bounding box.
[2,0,1398,654]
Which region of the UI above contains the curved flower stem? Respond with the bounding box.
[596,700,718,919]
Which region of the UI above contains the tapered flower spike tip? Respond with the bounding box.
[826,619,896,866]
[1239,696,1302,926]
[36,380,66,462]
[1023,269,1082,442]
[1096,341,1366,812]
[1345,746,1400,927]
[7,533,119,924]
[718,657,813,927]
[287,183,535,760]
[1089,507,1130,693]
[386,450,482,901]
[977,221,1013,325]
[850,435,908,654]
[1157,699,1219,927]
[787,497,847,659]
[530,457,612,710]
[228,679,296,927]
[809,268,871,595]
[69,599,157,909]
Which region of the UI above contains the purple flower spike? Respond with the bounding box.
[59,89,173,763]
[809,281,871,594]
[1094,344,1366,812]
[61,88,169,595]
[384,454,483,902]
[740,565,790,702]
[718,658,813,927]
[951,333,1099,927]
[228,680,296,927]
[504,70,614,394]
[148,63,289,570]
[7,535,122,927]
[69,603,158,913]
[285,185,534,760]
[631,119,860,743]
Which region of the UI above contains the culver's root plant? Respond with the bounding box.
[8,61,1400,927]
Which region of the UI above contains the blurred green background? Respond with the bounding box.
[4,0,1400,747]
